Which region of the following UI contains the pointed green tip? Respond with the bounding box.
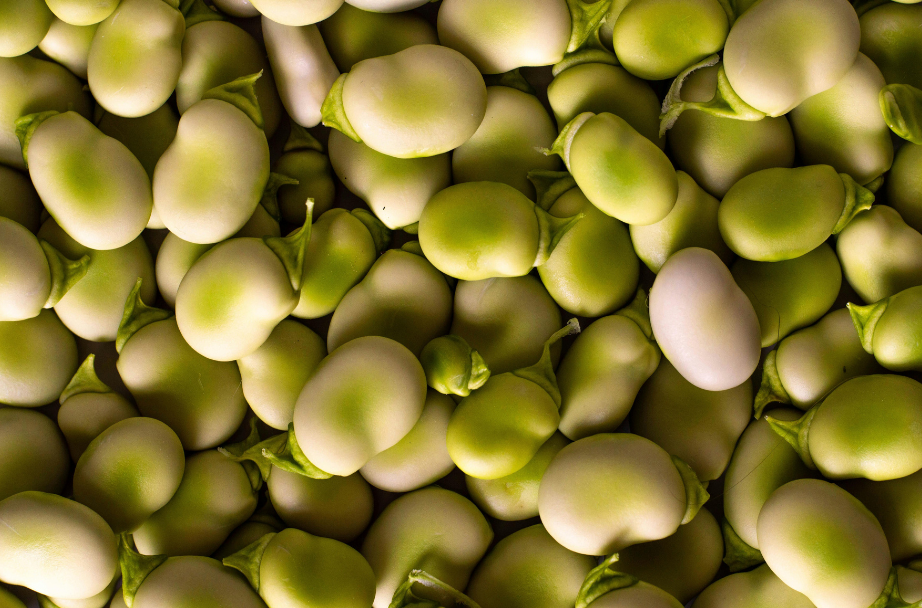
[847,300,887,355]
[482,69,536,95]
[203,72,265,130]
[223,532,275,592]
[351,209,392,253]
[721,518,763,572]
[565,0,615,53]
[533,205,584,267]
[60,354,112,404]
[547,112,593,170]
[873,567,915,608]
[181,0,223,26]
[575,554,639,608]
[766,407,817,470]
[511,319,580,407]
[671,455,709,524]
[880,84,922,145]
[116,278,172,354]
[118,533,167,608]
[283,121,324,153]
[527,170,576,211]
[40,240,90,309]
[260,172,300,223]
[265,200,314,292]
[753,350,790,419]
[834,173,875,234]
[389,570,482,608]
[321,73,362,143]
[15,111,59,166]
[616,289,655,341]
[420,335,491,397]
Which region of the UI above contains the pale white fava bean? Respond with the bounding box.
[37,19,97,79]
[262,19,340,129]
[649,247,761,391]
[249,0,343,26]
[345,0,430,11]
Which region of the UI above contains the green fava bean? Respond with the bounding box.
[267,467,373,543]
[556,291,660,440]
[43,575,118,608]
[0,310,78,407]
[213,511,282,561]
[614,508,723,605]
[538,433,709,556]
[550,112,678,226]
[57,355,139,461]
[344,0,430,10]
[451,275,562,375]
[153,76,270,245]
[547,62,664,149]
[731,243,842,347]
[292,209,386,320]
[319,3,437,72]
[753,309,880,417]
[326,247,450,357]
[757,479,891,608]
[691,564,815,608]
[0,165,42,232]
[850,285,922,372]
[87,0,183,118]
[860,2,922,90]
[153,234,214,308]
[718,165,873,261]
[722,409,816,571]
[37,19,97,79]
[836,205,922,303]
[360,390,456,493]
[0,0,53,58]
[0,217,88,322]
[418,181,582,281]
[842,469,922,562]
[0,55,91,170]
[293,336,426,477]
[452,86,560,198]
[631,358,752,482]
[888,142,922,233]
[262,20,339,130]
[630,171,733,273]
[573,556,684,608]
[133,449,259,557]
[466,432,568,521]
[223,528,376,608]
[419,335,491,398]
[18,111,153,251]
[45,0,119,25]
[0,588,25,608]
[649,247,761,392]
[447,321,579,480]
[73,417,185,533]
[612,0,729,81]
[722,0,859,117]
[767,374,922,480]
[360,487,493,608]
[900,567,922,604]
[116,283,248,450]
[534,172,639,316]
[0,492,117,601]
[238,320,325,430]
[0,408,69,502]
[328,130,450,230]
[322,44,486,158]
[466,524,596,608]
[667,66,795,199]
[177,17,282,138]
[249,0,342,26]
[118,541,266,608]
[788,53,893,185]
[274,126,336,225]
[39,219,155,341]
[174,209,311,362]
[212,0,258,16]
[437,0,609,74]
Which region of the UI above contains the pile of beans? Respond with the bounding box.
[1,0,922,607]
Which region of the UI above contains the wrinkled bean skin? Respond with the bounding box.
[466,525,596,608]
[691,564,815,608]
[859,2,922,90]
[361,487,493,608]
[616,508,723,604]
[268,467,373,543]
[836,205,922,303]
[724,409,817,553]
[0,310,78,407]
[788,53,893,186]
[757,479,891,608]
[888,142,922,233]
[133,450,258,557]
[841,469,922,562]
[722,0,860,116]
[0,408,70,502]
[649,247,761,392]
[0,492,118,601]
[731,243,842,347]
[632,359,752,482]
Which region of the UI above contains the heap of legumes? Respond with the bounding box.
[1,0,921,606]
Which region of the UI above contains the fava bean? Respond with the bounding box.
[344,0,430,11]
[888,142,922,233]
[691,564,815,608]
[0,408,69,502]
[45,0,119,25]
[0,310,78,407]
[212,512,282,561]
[274,126,336,224]
[859,2,922,90]
[0,0,53,59]
[0,166,42,232]
[248,0,342,26]
[574,556,684,608]
[419,335,490,398]
[850,284,922,372]
[37,19,97,79]
[212,0,259,17]
[842,469,922,562]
